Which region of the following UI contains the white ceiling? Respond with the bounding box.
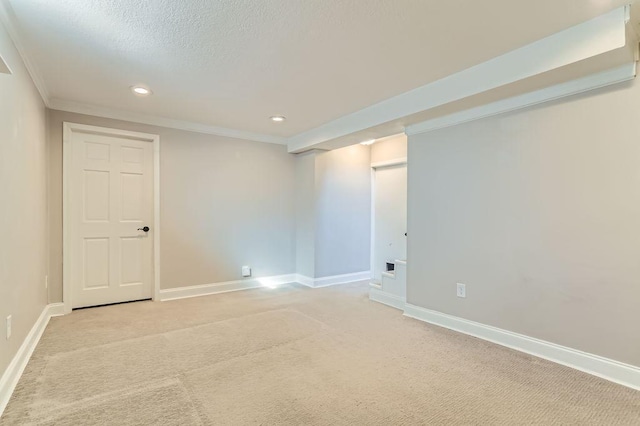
[3,0,632,140]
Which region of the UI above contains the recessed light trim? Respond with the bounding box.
[270,115,286,122]
[131,85,152,96]
[360,139,375,146]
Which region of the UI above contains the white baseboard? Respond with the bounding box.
[157,271,371,301]
[295,271,371,288]
[0,303,64,416]
[369,288,405,310]
[47,302,66,317]
[294,274,314,288]
[403,303,640,391]
[158,274,297,301]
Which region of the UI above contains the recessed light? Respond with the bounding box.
[131,85,152,96]
[360,139,375,146]
[270,115,286,122]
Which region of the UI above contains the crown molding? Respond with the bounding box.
[406,62,637,136]
[49,98,287,144]
[286,6,628,153]
[0,0,50,104]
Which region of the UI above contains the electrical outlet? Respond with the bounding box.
[6,315,12,340]
[456,283,466,298]
[241,265,251,277]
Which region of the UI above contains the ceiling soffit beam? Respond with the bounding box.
[406,62,637,136]
[286,6,630,153]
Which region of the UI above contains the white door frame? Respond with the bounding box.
[62,122,161,314]
[370,157,407,283]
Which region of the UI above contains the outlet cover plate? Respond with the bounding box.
[241,265,251,277]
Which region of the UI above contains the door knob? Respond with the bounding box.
[137,226,150,232]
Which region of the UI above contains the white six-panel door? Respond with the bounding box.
[68,130,154,308]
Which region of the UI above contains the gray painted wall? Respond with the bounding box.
[295,151,317,278]
[407,80,640,367]
[294,145,372,278]
[47,110,297,300]
[0,21,48,378]
[315,145,371,277]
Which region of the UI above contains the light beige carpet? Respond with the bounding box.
[1,282,638,425]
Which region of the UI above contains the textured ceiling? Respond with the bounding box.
[6,0,631,138]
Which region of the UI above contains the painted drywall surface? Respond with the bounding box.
[314,145,371,277]
[0,22,48,377]
[47,110,296,299]
[293,145,372,279]
[407,79,640,366]
[371,134,407,163]
[294,151,317,278]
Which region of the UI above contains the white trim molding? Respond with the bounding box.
[371,157,407,169]
[157,270,371,301]
[62,122,161,313]
[158,274,297,302]
[46,303,66,317]
[406,63,637,136]
[369,288,405,310]
[296,271,371,288]
[403,303,640,391]
[0,303,64,416]
[50,99,286,145]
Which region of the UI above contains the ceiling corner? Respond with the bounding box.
[0,0,51,106]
